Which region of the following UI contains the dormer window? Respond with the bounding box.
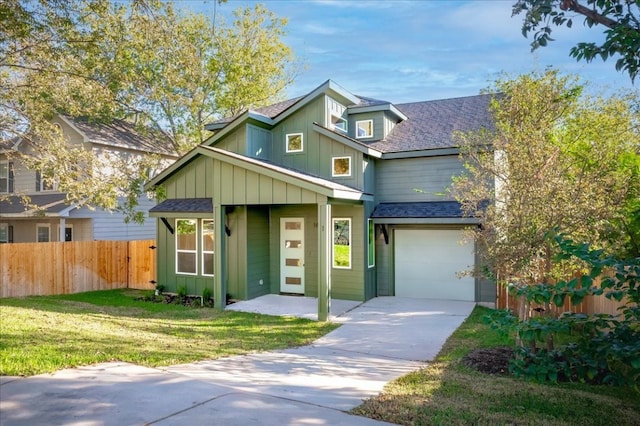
[286,133,303,153]
[355,120,373,139]
[331,115,347,133]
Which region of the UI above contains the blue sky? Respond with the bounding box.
[181,0,636,103]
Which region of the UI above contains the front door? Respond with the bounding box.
[280,217,305,294]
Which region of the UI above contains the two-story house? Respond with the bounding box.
[0,115,178,243]
[144,80,496,314]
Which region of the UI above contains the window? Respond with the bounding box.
[331,115,347,133]
[355,120,373,139]
[176,219,197,275]
[0,223,11,243]
[332,156,351,177]
[36,170,56,192]
[368,220,375,268]
[333,218,351,269]
[201,219,215,276]
[286,133,303,153]
[0,161,13,193]
[36,224,50,242]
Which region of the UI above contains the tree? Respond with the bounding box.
[1,0,297,219]
[451,69,640,306]
[512,0,640,81]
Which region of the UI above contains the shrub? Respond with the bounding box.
[176,285,188,301]
[488,235,640,390]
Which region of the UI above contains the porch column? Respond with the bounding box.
[59,218,66,242]
[317,201,332,322]
[213,204,227,310]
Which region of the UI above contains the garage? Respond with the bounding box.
[394,229,475,301]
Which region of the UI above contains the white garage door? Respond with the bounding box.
[394,229,475,301]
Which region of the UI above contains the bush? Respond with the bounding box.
[176,285,188,301]
[488,235,640,390]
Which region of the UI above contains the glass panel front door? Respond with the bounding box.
[280,217,305,294]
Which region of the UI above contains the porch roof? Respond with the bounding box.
[0,193,75,217]
[371,201,480,225]
[149,198,212,216]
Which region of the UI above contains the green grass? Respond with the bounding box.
[0,289,339,376]
[333,244,350,267]
[352,306,640,426]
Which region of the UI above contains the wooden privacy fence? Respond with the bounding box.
[0,240,156,298]
[497,276,629,317]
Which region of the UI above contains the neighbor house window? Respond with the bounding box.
[201,219,215,276]
[286,133,303,153]
[332,156,351,177]
[176,219,197,275]
[331,115,347,133]
[36,223,50,242]
[368,219,375,268]
[0,161,13,193]
[333,218,351,269]
[0,223,10,243]
[355,120,373,138]
[36,170,56,192]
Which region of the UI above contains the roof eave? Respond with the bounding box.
[348,103,408,121]
[312,123,383,158]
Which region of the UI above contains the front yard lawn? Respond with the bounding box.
[352,306,640,426]
[0,289,339,376]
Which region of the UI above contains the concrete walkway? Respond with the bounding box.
[0,297,475,425]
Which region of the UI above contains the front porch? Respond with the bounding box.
[225,294,361,321]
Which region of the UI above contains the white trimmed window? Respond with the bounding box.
[36,223,50,242]
[368,219,375,268]
[285,133,303,153]
[0,223,9,243]
[332,156,351,177]
[0,161,12,193]
[332,218,351,269]
[36,170,56,192]
[201,219,215,276]
[176,219,197,275]
[331,115,347,133]
[355,120,373,139]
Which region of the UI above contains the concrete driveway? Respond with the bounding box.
[0,297,474,425]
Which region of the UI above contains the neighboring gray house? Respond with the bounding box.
[145,80,495,313]
[0,115,178,243]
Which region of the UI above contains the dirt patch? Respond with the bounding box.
[462,346,514,375]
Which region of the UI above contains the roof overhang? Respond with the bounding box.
[380,147,460,159]
[312,123,383,158]
[348,103,408,121]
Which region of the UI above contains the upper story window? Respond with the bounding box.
[332,156,351,177]
[356,120,373,139]
[0,161,13,193]
[286,133,303,153]
[36,170,56,192]
[331,115,348,133]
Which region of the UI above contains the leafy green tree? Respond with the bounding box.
[1,0,297,219]
[451,69,640,318]
[513,0,640,81]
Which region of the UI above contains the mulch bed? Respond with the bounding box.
[461,346,514,375]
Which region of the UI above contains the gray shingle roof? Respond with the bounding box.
[149,198,213,214]
[65,116,177,157]
[371,201,466,219]
[366,94,494,153]
[0,193,69,214]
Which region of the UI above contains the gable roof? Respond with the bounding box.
[204,81,494,156]
[366,94,494,153]
[59,115,178,157]
[145,145,372,202]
